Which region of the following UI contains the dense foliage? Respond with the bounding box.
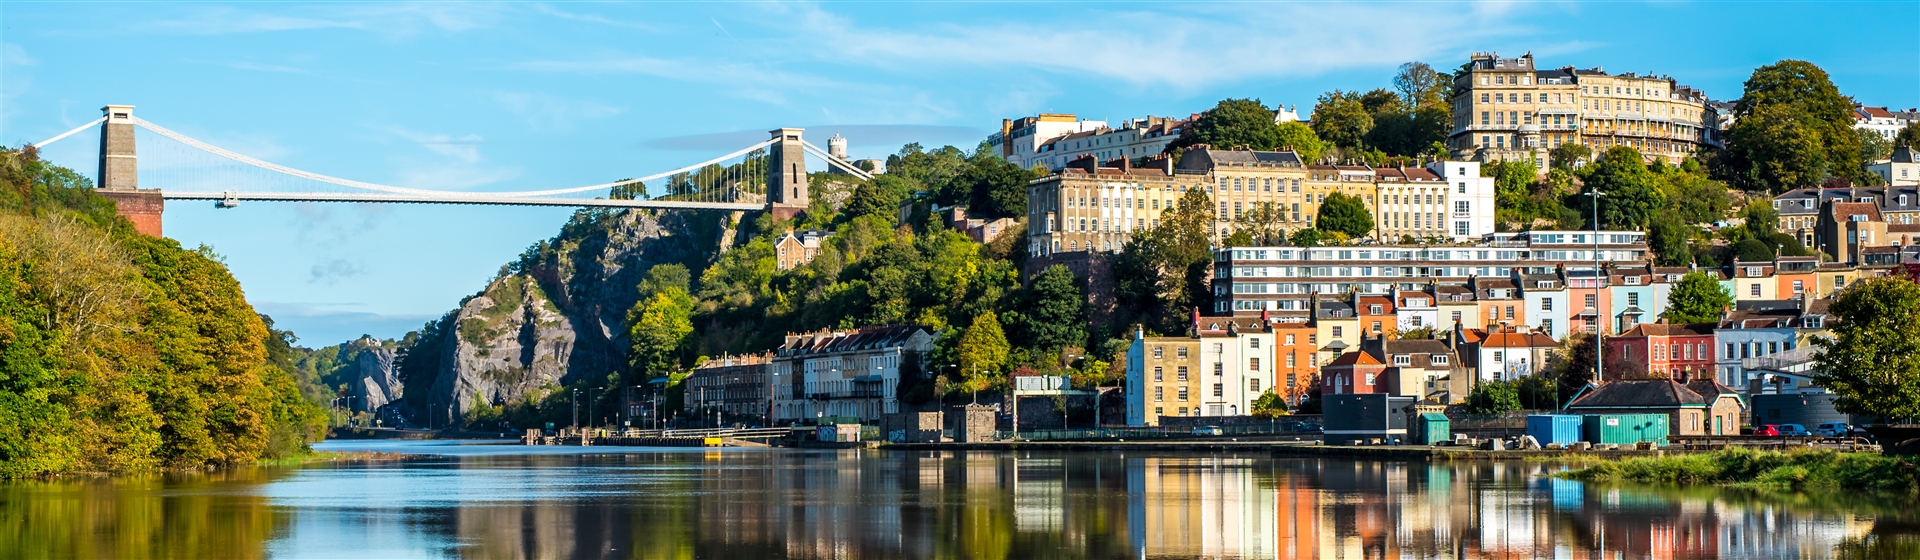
[1813,277,1920,422]
[1663,272,1733,324]
[1722,60,1869,193]
[1562,448,1920,496]
[0,147,324,477]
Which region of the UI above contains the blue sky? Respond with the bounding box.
[4,1,1916,347]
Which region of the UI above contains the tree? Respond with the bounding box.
[844,180,899,223]
[1647,213,1694,267]
[1664,271,1732,323]
[1895,122,1920,148]
[1311,91,1374,149]
[1288,227,1324,248]
[1315,192,1374,238]
[957,310,1011,400]
[1658,168,1732,225]
[1859,127,1894,164]
[1393,61,1449,108]
[1724,60,1867,192]
[1251,391,1289,418]
[1274,121,1327,163]
[1005,265,1088,355]
[951,155,1036,218]
[1812,277,1920,422]
[1549,143,1592,170]
[1577,147,1666,230]
[1464,380,1522,414]
[1516,375,1561,410]
[627,286,694,379]
[1228,202,1290,246]
[1732,238,1775,262]
[1114,187,1215,332]
[1169,98,1281,152]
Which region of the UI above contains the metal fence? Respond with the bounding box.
[995,420,1321,442]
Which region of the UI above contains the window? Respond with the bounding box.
[1249,357,1261,371]
[1153,347,1163,359]
[1750,284,1762,297]
[1177,347,1189,359]
[1506,306,1515,320]
[1214,363,1224,376]
[1371,321,1383,334]
[1364,373,1377,386]
[1541,298,1553,311]
[1154,387,1163,401]
[1285,334,1296,345]
[1212,343,1224,353]
[1153,367,1163,381]
[1393,354,1412,366]
[1250,338,1261,349]
[1542,319,1554,336]
[1369,304,1383,314]
[1628,292,1640,306]
[1286,354,1296,368]
[1249,379,1261,393]
[1178,387,1189,401]
[1584,294,1597,308]
[1212,383,1224,398]
[1432,355,1449,365]
[1332,326,1344,337]
[1177,366,1189,381]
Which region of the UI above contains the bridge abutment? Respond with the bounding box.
[768,128,808,222]
[97,105,164,237]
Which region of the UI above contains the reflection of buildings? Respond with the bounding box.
[1126,456,1279,559]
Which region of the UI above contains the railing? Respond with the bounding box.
[997,420,1321,442]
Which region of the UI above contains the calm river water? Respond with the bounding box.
[3,440,1915,559]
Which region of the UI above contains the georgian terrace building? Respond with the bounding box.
[1208,231,1649,328]
[1025,148,1496,261]
[1448,52,1720,165]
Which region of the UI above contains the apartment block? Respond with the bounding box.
[770,326,934,424]
[1448,52,1719,165]
[1124,314,1276,426]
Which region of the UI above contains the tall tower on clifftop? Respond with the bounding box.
[768,128,808,220]
[95,105,166,237]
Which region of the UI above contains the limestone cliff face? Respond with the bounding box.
[417,209,732,424]
[343,338,400,412]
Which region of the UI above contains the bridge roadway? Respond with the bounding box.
[165,191,766,210]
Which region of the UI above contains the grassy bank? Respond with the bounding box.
[252,450,411,468]
[1560,448,1920,495]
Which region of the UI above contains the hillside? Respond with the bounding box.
[0,147,324,477]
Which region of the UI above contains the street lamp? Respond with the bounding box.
[571,389,581,431]
[1582,187,1606,384]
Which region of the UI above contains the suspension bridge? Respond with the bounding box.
[31,105,876,236]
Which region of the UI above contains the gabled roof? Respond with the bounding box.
[1477,330,1557,348]
[1326,350,1383,367]
[1616,322,1716,338]
[1893,146,1918,164]
[1567,379,1714,409]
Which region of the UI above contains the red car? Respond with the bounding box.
[1754,424,1782,437]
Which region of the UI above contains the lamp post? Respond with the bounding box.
[1583,187,1606,384]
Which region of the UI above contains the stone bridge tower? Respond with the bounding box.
[768,128,808,221]
[95,105,165,237]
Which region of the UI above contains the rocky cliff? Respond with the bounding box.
[342,337,400,412]
[408,208,735,426]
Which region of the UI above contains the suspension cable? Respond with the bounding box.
[31,117,108,148]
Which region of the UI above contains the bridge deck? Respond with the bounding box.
[165,191,766,210]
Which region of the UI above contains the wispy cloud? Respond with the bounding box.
[2,43,35,66]
[530,4,662,31]
[490,92,624,130]
[389,127,486,163]
[309,259,367,284]
[509,55,854,106]
[643,124,984,152]
[145,3,506,37]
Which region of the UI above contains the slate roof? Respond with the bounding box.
[1616,322,1716,338]
[778,325,934,355]
[1326,351,1383,367]
[1567,379,1714,408]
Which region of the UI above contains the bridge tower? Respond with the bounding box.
[95,105,165,237]
[768,127,808,221]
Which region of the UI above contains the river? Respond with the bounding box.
[2,440,1913,559]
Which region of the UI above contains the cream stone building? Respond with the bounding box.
[1448,52,1719,165]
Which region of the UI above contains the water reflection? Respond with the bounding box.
[1,441,1913,559]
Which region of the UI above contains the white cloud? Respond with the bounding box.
[388,127,486,163]
[529,4,663,31]
[146,3,506,37]
[764,2,1547,92]
[490,92,624,130]
[2,43,35,66]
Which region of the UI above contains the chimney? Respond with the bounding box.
[1191,307,1202,337]
[1117,157,1131,173]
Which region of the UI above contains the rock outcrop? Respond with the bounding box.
[412,209,735,425]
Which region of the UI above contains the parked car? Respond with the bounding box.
[1192,426,1224,437]
[1297,423,1324,434]
[1777,424,1812,437]
[1754,424,1782,437]
[1815,422,1854,438]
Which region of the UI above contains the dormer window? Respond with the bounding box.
[1393,355,1412,366]
[1369,305,1383,314]
[1746,266,1762,277]
[1431,355,1450,366]
[1625,276,1641,285]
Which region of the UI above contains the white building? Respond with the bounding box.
[1869,146,1920,187]
[986,114,1107,170]
[1029,116,1188,171]
[770,325,934,424]
[1855,106,1907,141]
[1429,160,1497,240]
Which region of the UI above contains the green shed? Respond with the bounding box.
[1582,414,1669,445]
[1415,413,1451,445]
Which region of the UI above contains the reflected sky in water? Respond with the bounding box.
[3,440,1914,559]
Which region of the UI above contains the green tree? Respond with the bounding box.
[1311,91,1375,149]
[1228,202,1291,246]
[1577,147,1667,230]
[1251,391,1289,418]
[1113,187,1215,332]
[1658,167,1733,224]
[1663,271,1733,323]
[1549,143,1592,170]
[1895,123,1920,148]
[1647,213,1695,266]
[1274,121,1327,162]
[1859,128,1894,164]
[1812,277,1920,422]
[844,180,899,223]
[1732,238,1775,262]
[1393,61,1450,108]
[1725,60,1867,192]
[1314,192,1374,238]
[627,286,694,379]
[1169,98,1281,152]
[949,154,1036,218]
[1464,380,1521,414]
[957,310,1011,400]
[1288,227,1324,248]
[1005,265,1088,355]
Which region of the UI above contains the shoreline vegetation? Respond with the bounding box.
[1557,447,1920,495]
